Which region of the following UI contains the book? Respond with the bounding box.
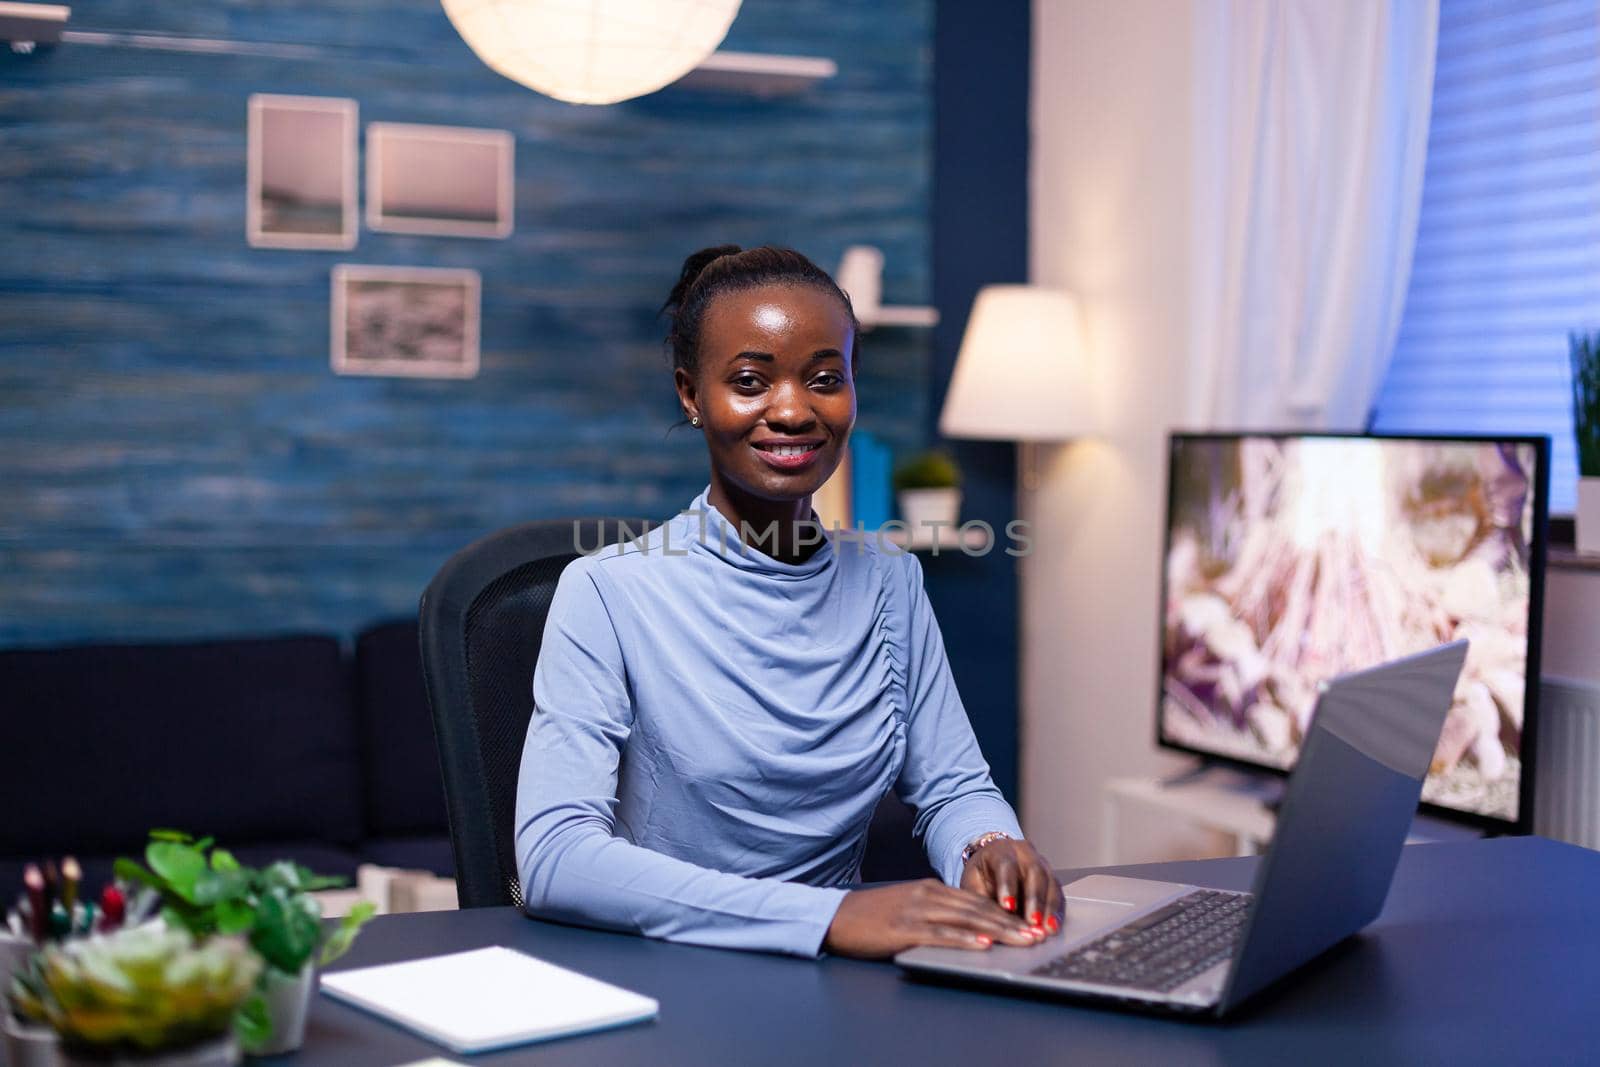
[320,945,659,1054]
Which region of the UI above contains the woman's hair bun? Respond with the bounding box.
[660,243,859,378]
[661,245,742,319]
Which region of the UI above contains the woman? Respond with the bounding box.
[515,245,1064,958]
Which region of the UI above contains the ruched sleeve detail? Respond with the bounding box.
[514,559,849,957]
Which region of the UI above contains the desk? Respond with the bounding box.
[266,837,1598,1066]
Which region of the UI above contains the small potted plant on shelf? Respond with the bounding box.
[9,924,260,1067]
[1572,330,1600,553]
[893,450,963,538]
[114,832,374,1057]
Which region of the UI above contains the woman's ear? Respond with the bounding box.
[673,366,698,423]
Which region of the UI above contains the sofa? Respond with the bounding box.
[0,621,452,895]
[1,620,936,899]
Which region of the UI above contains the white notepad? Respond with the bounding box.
[319,946,659,1054]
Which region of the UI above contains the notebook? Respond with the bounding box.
[319,945,659,1054]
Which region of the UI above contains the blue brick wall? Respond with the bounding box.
[0,0,933,644]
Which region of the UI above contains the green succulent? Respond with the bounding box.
[10,924,259,1052]
[893,450,962,492]
[1572,331,1600,478]
[113,830,376,1046]
[114,831,374,976]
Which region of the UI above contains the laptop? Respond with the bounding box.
[896,639,1469,1017]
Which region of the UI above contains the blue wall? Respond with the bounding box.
[0,0,934,644]
[925,0,1028,801]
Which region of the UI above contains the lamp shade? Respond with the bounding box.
[441,0,742,106]
[939,285,1092,441]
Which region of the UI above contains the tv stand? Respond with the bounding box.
[1101,766,1475,865]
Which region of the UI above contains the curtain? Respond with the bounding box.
[1186,0,1439,430]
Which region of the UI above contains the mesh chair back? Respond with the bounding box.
[418,517,650,908]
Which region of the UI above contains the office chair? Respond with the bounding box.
[419,517,650,908]
[419,515,937,910]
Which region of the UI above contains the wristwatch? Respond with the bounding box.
[960,831,1014,866]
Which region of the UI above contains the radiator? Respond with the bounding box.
[1533,676,1600,850]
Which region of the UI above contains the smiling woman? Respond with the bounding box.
[512,246,1064,959]
[666,246,858,562]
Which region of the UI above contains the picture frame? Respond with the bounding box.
[331,264,481,379]
[365,123,515,239]
[247,94,358,250]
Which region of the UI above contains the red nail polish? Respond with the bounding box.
[1046,915,1060,933]
[1029,911,1043,926]
[976,935,992,946]
[1002,896,1016,911]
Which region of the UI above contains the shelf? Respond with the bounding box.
[861,305,940,330]
[1548,546,1600,572]
[1101,772,1481,866]
[677,51,838,95]
[880,524,990,553]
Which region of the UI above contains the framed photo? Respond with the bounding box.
[366,123,515,239]
[247,95,358,250]
[331,265,481,379]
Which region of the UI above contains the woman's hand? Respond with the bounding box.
[822,880,1047,959]
[960,837,1065,935]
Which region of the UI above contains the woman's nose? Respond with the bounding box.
[764,380,816,430]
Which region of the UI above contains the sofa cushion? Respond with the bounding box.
[0,635,362,858]
[360,835,455,878]
[353,620,449,838]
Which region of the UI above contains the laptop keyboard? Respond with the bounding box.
[1030,889,1253,993]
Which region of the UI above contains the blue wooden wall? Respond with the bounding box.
[0,0,934,645]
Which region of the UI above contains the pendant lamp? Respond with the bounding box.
[442,0,743,105]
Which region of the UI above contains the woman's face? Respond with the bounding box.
[676,283,856,504]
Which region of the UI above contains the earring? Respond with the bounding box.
[690,415,702,427]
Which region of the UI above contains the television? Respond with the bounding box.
[1157,432,1549,833]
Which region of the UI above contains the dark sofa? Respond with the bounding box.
[0,623,452,894]
[1,620,936,899]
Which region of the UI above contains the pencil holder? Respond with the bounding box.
[2,1008,62,1067]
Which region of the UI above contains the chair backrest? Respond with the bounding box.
[418,517,650,908]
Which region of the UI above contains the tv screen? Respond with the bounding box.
[1158,433,1548,831]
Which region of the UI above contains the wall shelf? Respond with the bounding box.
[861,305,939,329]
[881,524,989,553]
[677,51,838,95]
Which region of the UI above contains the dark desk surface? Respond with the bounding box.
[266,837,1599,1067]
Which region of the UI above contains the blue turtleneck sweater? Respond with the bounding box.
[514,487,1023,956]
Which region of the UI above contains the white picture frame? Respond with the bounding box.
[331,265,481,379]
[247,94,358,250]
[366,123,515,239]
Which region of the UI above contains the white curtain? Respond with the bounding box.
[1186,0,1438,430]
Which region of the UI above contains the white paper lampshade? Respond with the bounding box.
[441,0,743,106]
[939,285,1092,441]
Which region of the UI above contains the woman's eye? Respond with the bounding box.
[811,373,844,389]
[732,373,764,391]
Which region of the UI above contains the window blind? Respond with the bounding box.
[1372,0,1600,514]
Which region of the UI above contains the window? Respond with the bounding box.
[1373,0,1600,514]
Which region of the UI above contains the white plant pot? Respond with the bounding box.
[897,488,962,539]
[241,963,315,1057]
[1578,478,1600,555]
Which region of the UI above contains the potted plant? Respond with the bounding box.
[8,924,260,1067]
[893,450,963,535]
[1572,331,1600,553]
[114,832,374,1057]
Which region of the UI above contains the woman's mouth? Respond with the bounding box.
[752,439,825,471]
